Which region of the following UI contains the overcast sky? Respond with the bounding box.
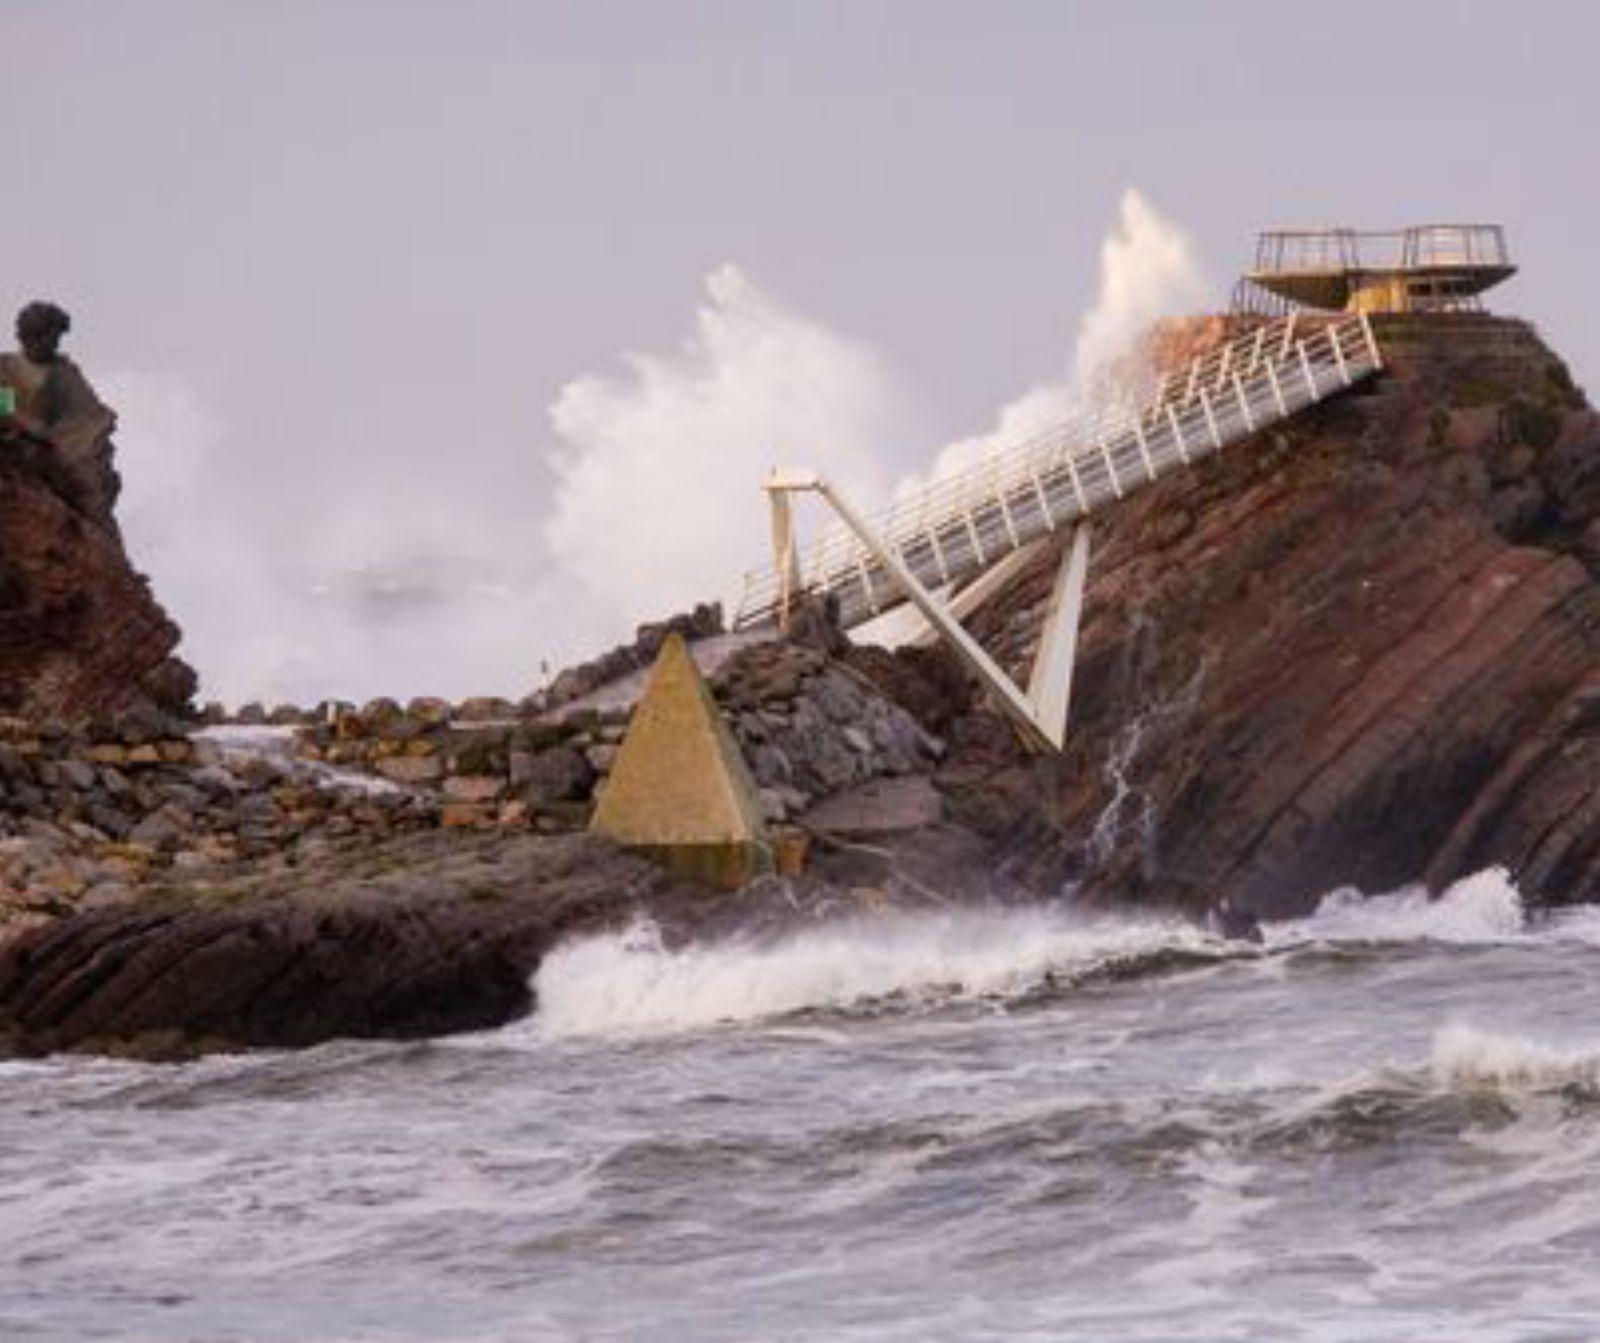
[6,0,1595,704]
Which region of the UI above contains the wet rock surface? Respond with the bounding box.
[0,833,682,1058]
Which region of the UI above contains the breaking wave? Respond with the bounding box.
[1271,866,1525,946]
[534,867,1542,1039]
[1430,1023,1600,1095]
[533,908,1219,1037]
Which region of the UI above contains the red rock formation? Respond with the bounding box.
[928,313,1599,915]
[0,430,194,721]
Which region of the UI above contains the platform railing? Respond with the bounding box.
[1253,225,1511,278]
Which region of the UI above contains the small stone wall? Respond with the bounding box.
[0,636,951,939]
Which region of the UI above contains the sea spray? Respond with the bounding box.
[535,867,1533,1039]
[894,188,1212,500]
[1431,1023,1600,1093]
[107,191,1211,701]
[1272,866,1525,947]
[533,906,1220,1037]
[544,264,900,633]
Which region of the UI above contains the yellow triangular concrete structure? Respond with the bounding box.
[590,633,770,888]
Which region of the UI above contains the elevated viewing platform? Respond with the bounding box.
[1242,224,1515,315]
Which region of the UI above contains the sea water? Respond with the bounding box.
[5,868,1600,1341]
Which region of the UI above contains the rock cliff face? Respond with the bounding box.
[921,314,1599,917]
[0,411,194,721]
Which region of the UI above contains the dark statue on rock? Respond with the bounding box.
[0,300,195,720]
[0,300,122,528]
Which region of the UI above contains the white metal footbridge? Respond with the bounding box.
[735,311,1384,751]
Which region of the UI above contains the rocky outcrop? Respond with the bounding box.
[539,602,725,712]
[0,832,688,1058]
[0,390,194,721]
[921,314,1600,917]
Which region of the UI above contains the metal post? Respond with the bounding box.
[766,481,802,633]
[1199,387,1223,448]
[1025,522,1092,751]
[1063,454,1090,512]
[815,479,1064,751]
[1265,359,1288,416]
[1328,323,1352,385]
[1029,465,1055,531]
[1247,325,1267,375]
[1360,312,1383,370]
[1297,343,1319,399]
[1232,372,1256,432]
[1166,404,1192,464]
[1097,436,1123,498]
[1132,419,1157,480]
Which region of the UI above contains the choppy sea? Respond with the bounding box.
[5,868,1600,1341]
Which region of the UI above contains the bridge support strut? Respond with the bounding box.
[764,472,1089,753]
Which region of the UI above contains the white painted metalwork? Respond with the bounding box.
[734,312,1385,748]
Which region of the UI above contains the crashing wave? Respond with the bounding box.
[1269,866,1524,947]
[532,908,1223,1037]
[1431,1023,1600,1094]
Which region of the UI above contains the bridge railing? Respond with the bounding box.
[735,311,1382,631]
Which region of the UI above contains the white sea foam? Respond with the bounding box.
[1270,866,1525,947]
[1431,1023,1600,1093]
[194,724,401,796]
[533,907,1217,1037]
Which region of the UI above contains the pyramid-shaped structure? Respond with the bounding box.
[590,633,770,887]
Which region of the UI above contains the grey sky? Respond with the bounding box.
[6,0,1595,702]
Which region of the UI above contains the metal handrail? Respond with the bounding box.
[735,312,1383,630]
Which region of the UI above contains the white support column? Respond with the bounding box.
[1200,387,1224,448]
[1025,522,1091,751]
[1265,360,1288,416]
[996,484,1022,550]
[1132,420,1158,480]
[1214,343,1234,393]
[1232,372,1256,432]
[926,525,951,584]
[1297,343,1319,399]
[815,479,1063,751]
[765,476,804,632]
[854,552,879,614]
[1064,454,1090,512]
[1359,312,1384,370]
[963,509,987,567]
[1166,404,1192,464]
[1097,436,1123,498]
[1247,325,1267,375]
[1328,323,1352,385]
[1028,465,1055,531]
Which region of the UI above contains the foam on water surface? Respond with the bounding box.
[1271,866,1525,947]
[533,907,1222,1037]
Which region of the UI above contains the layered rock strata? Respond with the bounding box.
[931,314,1600,916]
